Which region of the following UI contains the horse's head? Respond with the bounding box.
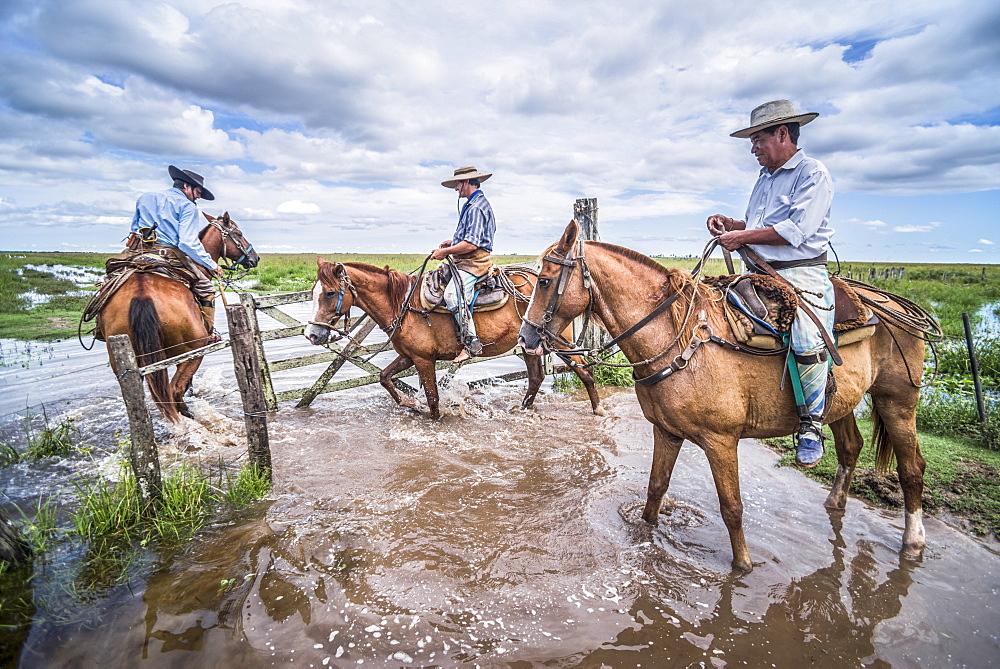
[519,219,591,355]
[304,257,357,346]
[203,212,260,270]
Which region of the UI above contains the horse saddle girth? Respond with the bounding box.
[705,273,878,351]
[419,264,509,314]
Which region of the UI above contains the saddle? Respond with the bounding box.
[419,264,510,314]
[81,242,204,328]
[704,273,878,351]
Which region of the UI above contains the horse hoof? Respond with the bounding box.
[593,406,607,416]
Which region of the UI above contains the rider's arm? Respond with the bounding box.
[431,240,478,260]
[175,203,220,272]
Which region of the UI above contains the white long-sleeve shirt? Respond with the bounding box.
[744,149,834,262]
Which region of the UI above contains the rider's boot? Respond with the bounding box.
[451,305,481,363]
[794,348,829,468]
[200,302,221,344]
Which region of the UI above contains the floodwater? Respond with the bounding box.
[1,306,998,667]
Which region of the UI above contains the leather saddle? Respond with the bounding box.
[419,264,510,314]
[708,274,878,350]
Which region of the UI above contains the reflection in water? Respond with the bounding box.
[3,367,998,665]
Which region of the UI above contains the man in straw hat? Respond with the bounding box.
[706,99,835,468]
[127,165,225,341]
[431,166,497,363]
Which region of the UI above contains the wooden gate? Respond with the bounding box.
[235,289,549,412]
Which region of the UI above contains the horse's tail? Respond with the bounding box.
[128,297,178,423]
[871,404,895,474]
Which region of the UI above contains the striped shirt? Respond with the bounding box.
[452,190,495,252]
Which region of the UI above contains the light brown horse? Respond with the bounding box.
[519,220,930,572]
[303,259,602,419]
[100,212,259,423]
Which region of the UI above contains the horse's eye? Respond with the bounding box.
[538,278,552,289]
[325,291,337,299]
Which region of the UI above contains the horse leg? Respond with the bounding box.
[520,353,545,409]
[824,412,865,510]
[413,358,441,419]
[870,392,926,558]
[641,425,683,523]
[701,435,752,572]
[570,359,604,416]
[379,355,418,409]
[170,358,203,419]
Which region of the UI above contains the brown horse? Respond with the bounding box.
[100,212,259,423]
[519,220,930,572]
[303,259,603,419]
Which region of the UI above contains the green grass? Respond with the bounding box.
[762,418,1000,538]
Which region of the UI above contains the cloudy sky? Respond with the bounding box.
[1,0,998,262]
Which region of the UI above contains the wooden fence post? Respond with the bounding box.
[573,198,608,352]
[108,334,162,504]
[226,304,273,478]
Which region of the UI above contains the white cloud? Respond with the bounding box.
[969,248,984,252]
[276,200,322,214]
[979,238,994,244]
[0,0,997,260]
[893,222,944,233]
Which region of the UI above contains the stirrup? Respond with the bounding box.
[795,422,825,468]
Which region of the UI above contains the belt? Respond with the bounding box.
[749,252,827,272]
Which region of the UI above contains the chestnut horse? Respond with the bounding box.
[303,259,602,419]
[519,220,930,572]
[100,212,259,422]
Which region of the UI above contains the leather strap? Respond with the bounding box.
[738,246,843,366]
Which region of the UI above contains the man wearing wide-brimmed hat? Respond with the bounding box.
[431,166,497,363]
[128,165,225,340]
[706,99,835,469]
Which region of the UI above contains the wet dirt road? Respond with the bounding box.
[5,344,997,668]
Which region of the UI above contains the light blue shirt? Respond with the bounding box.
[131,187,218,270]
[744,149,834,262]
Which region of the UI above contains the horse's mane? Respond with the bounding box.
[582,241,720,342]
[319,261,415,307]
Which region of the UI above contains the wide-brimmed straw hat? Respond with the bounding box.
[441,166,492,188]
[730,100,819,139]
[168,165,215,200]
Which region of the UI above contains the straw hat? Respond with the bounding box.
[441,166,492,188]
[730,100,819,139]
[168,165,215,200]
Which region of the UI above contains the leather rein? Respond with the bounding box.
[209,217,255,276]
[523,238,790,385]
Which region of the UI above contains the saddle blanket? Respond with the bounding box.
[419,264,512,314]
[704,273,877,350]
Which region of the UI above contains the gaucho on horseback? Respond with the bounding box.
[95,166,225,343]
[431,166,497,363]
[706,100,835,468]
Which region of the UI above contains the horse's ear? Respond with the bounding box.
[316,255,325,267]
[203,212,215,222]
[221,211,231,223]
[555,219,580,254]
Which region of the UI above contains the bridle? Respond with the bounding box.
[310,263,358,334]
[209,217,255,271]
[521,239,594,351]
[523,238,787,384]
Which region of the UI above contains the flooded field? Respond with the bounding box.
[1,314,998,667]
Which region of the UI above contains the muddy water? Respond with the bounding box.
[2,330,999,667]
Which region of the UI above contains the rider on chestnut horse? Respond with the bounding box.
[97,165,225,343]
[430,166,497,363]
[707,100,835,469]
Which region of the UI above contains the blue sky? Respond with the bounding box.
[1,0,998,263]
